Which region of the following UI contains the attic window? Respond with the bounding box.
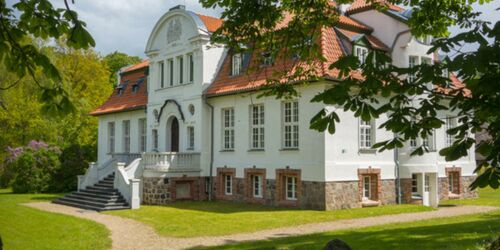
[261,52,273,66]
[116,80,129,96]
[354,46,368,65]
[132,77,145,93]
[232,53,242,75]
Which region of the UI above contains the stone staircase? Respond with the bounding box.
[53,173,130,211]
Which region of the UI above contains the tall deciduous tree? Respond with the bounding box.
[103,51,141,86]
[200,0,499,189]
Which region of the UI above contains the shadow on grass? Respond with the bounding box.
[192,213,500,250]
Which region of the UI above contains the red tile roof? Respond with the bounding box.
[335,28,389,51]
[90,62,149,116]
[196,14,223,33]
[346,0,404,15]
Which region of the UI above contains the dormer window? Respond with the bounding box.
[416,35,433,45]
[132,77,145,93]
[116,80,129,96]
[354,46,368,65]
[261,52,273,66]
[232,53,242,76]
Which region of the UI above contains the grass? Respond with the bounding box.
[106,201,433,238]
[441,187,500,207]
[194,188,500,250]
[0,189,111,250]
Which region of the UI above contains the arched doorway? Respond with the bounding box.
[170,117,179,152]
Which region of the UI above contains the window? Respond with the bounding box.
[421,57,432,65]
[422,131,435,151]
[250,105,265,149]
[232,53,242,76]
[362,176,371,199]
[224,175,232,195]
[261,52,273,66]
[222,108,235,150]
[252,175,262,198]
[448,174,454,193]
[139,118,147,152]
[445,116,457,147]
[168,59,174,86]
[416,35,433,44]
[188,54,194,82]
[411,173,419,195]
[425,175,430,192]
[152,129,158,151]
[187,126,194,150]
[410,139,417,148]
[442,68,449,78]
[108,122,115,153]
[159,61,165,88]
[408,56,419,82]
[285,176,297,200]
[178,56,184,84]
[282,101,299,149]
[354,46,368,65]
[359,119,374,149]
[122,120,130,153]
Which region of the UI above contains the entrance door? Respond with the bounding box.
[170,117,179,152]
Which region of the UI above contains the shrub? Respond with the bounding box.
[8,141,61,193]
[50,144,96,192]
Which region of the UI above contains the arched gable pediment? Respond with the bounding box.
[145,9,209,53]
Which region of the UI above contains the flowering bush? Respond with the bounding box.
[5,140,61,193]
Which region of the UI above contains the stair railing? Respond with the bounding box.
[77,158,117,190]
[114,158,142,209]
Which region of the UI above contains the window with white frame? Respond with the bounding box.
[232,53,242,76]
[411,173,419,195]
[285,176,297,200]
[362,176,371,200]
[178,56,184,84]
[252,175,262,198]
[167,59,174,86]
[188,54,194,83]
[354,46,368,65]
[422,130,435,151]
[152,129,158,151]
[222,108,235,150]
[187,126,194,150]
[359,119,374,149]
[408,56,419,82]
[123,120,130,153]
[139,118,147,152]
[108,122,115,153]
[224,174,232,195]
[410,138,417,148]
[425,175,430,192]
[159,61,165,88]
[250,104,265,149]
[445,116,457,147]
[421,57,432,65]
[448,174,454,193]
[282,101,299,149]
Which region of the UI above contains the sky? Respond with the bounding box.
[8,0,499,58]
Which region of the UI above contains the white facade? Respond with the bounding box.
[93,5,476,209]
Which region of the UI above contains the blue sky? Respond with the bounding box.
[15,1,500,57]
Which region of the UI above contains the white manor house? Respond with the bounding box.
[55,1,477,211]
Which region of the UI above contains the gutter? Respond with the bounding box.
[203,96,215,201]
[394,133,402,204]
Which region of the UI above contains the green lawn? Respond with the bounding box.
[0,189,111,250]
[106,201,433,238]
[194,188,500,250]
[441,187,500,207]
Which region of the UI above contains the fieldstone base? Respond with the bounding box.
[438,176,478,200]
[142,177,208,205]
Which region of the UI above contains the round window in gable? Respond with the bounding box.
[188,104,195,116]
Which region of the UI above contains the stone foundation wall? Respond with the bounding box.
[460,176,478,199]
[380,180,397,205]
[325,181,360,210]
[142,177,207,205]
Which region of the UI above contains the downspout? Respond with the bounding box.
[204,96,214,201]
[394,133,402,204]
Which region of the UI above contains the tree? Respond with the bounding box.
[0,0,94,114]
[103,51,141,86]
[200,0,499,189]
